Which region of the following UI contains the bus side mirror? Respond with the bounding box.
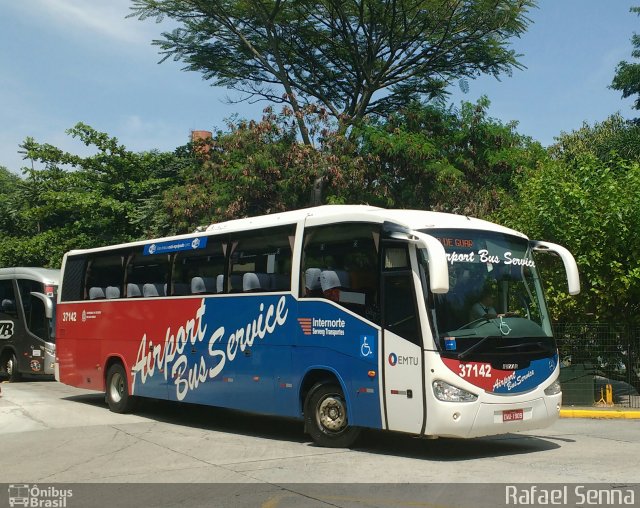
[386,230,449,294]
[414,232,449,294]
[531,241,581,295]
[31,292,54,320]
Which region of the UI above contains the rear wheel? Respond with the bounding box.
[304,383,360,448]
[106,363,136,413]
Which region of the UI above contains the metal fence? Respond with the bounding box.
[554,323,640,408]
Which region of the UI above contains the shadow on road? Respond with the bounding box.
[63,392,563,461]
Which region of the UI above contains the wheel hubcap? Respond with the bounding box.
[110,372,124,403]
[317,395,347,433]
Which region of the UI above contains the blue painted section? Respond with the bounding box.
[143,236,208,255]
[131,294,383,430]
[492,354,558,394]
[294,300,382,429]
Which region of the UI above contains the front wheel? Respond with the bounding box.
[105,363,136,413]
[304,383,360,448]
[5,351,21,382]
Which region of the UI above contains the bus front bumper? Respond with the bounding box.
[427,393,562,438]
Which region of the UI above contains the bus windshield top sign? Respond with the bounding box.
[144,237,208,256]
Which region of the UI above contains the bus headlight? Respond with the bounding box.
[433,380,478,402]
[544,380,562,396]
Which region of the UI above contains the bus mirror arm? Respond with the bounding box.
[31,292,54,320]
[530,241,581,295]
[388,231,449,294]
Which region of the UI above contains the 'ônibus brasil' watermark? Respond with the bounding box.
[8,484,72,507]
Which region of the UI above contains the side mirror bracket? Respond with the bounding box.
[531,240,581,295]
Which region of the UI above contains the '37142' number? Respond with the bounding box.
[459,363,492,378]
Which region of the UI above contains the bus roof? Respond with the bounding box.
[63,205,527,256]
[0,267,61,284]
[205,205,527,239]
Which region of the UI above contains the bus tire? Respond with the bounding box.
[304,383,360,448]
[106,363,136,413]
[5,351,21,382]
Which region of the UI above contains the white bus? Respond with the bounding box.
[56,205,579,447]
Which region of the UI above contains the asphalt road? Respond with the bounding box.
[1,381,639,507]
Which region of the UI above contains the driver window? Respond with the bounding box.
[382,246,420,346]
[17,279,47,340]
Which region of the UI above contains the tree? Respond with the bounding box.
[549,113,640,163]
[0,167,20,236]
[334,97,545,216]
[0,124,190,268]
[161,100,543,231]
[161,106,333,230]
[130,0,536,142]
[611,7,640,111]
[498,152,640,325]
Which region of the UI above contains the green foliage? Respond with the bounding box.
[0,167,20,234]
[498,115,640,324]
[0,124,190,268]
[131,0,536,141]
[162,107,325,231]
[499,153,640,324]
[335,98,545,216]
[549,114,640,163]
[160,100,543,231]
[611,7,640,110]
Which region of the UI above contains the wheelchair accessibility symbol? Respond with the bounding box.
[360,335,375,359]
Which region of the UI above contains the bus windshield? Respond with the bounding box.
[419,229,554,355]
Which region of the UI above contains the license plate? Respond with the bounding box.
[503,409,524,422]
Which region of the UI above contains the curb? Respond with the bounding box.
[560,408,640,419]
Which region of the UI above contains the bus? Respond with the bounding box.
[0,267,59,381]
[55,205,580,447]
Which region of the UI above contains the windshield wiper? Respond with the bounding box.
[497,341,555,355]
[457,335,498,360]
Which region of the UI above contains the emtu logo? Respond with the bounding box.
[297,318,312,335]
[388,353,398,366]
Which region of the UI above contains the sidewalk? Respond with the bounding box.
[560,405,640,419]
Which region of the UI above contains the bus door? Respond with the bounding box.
[15,279,52,375]
[381,244,426,434]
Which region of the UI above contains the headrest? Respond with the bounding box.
[127,283,142,297]
[89,287,105,300]
[320,271,341,292]
[143,283,162,297]
[191,277,206,294]
[105,286,120,299]
[243,273,270,291]
[305,268,322,290]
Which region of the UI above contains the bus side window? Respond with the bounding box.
[84,250,128,300]
[228,226,294,293]
[302,223,380,322]
[0,280,17,318]
[172,239,226,295]
[126,253,171,297]
[60,256,86,302]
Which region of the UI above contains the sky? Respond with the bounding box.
[1,1,639,174]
